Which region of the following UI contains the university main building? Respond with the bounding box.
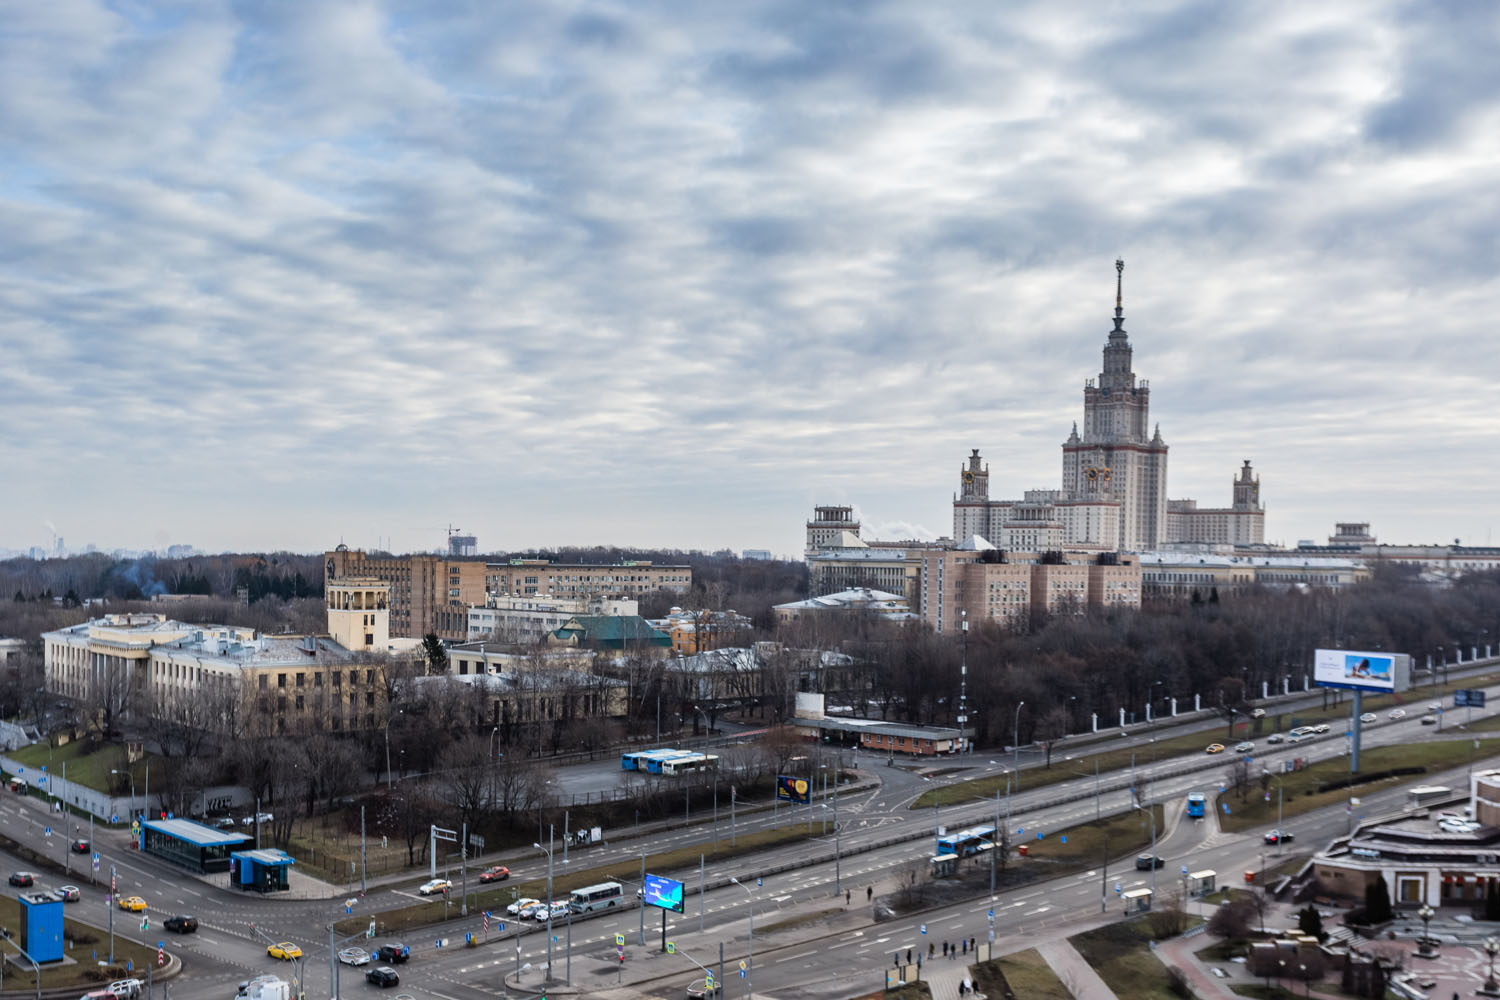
[954,260,1264,552]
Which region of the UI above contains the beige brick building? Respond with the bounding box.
[325,545,485,639]
[918,542,1141,633]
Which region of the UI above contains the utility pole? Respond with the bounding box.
[360,807,367,895]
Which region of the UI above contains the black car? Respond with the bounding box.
[366,967,400,988]
[1263,830,1294,844]
[1135,854,1166,871]
[164,915,199,934]
[8,872,35,887]
[71,839,91,854]
[375,944,409,965]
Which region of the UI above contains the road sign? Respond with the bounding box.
[988,908,994,919]
[666,941,675,954]
[755,876,762,887]
[44,826,51,837]
[469,833,485,850]
[615,933,625,946]
[157,945,165,967]
[1181,866,1189,875]
[920,924,927,935]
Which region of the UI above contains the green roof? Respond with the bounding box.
[552,615,671,648]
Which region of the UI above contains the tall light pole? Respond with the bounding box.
[730,877,756,1000]
[957,612,969,753]
[1481,935,1498,994]
[534,831,555,983]
[1012,701,1026,788]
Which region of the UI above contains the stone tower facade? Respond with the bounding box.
[1060,260,1169,551]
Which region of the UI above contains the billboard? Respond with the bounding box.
[1313,649,1410,693]
[643,874,684,913]
[776,775,810,804]
[794,692,826,720]
[1455,689,1488,708]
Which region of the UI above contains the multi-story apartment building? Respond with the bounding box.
[918,541,1141,634]
[324,545,485,639]
[42,614,392,736]
[483,559,691,600]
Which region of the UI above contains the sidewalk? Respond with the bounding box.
[1036,939,1120,1000]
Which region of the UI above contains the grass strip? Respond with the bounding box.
[912,671,1498,810]
[333,823,815,938]
[1214,736,1500,833]
[1069,917,1179,1000]
[974,947,1071,1000]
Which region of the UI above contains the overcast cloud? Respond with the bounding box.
[2,0,1497,557]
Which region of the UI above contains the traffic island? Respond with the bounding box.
[0,898,182,996]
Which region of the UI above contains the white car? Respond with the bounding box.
[1290,726,1315,737]
[240,812,274,826]
[1234,741,1254,753]
[1359,713,1376,723]
[418,879,451,896]
[337,947,370,966]
[517,899,548,919]
[1388,708,1407,720]
[535,900,570,922]
[507,897,540,917]
[1438,817,1480,834]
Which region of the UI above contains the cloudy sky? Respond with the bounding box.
[3,0,1498,558]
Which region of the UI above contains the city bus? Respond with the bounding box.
[645,751,703,774]
[621,749,682,771]
[660,753,719,776]
[569,881,625,914]
[1186,793,1206,819]
[936,825,997,857]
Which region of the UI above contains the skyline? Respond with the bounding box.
[4,2,1499,558]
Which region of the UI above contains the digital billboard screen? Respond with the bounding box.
[643,873,684,913]
[1313,649,1409,693]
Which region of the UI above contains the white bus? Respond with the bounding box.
[660,753,719,776]
[569,881,625,914]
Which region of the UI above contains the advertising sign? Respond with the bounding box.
[1313,649,1410,693]
[1455,689,1487,708]
[643,874,685,913]
[776,775,810,804]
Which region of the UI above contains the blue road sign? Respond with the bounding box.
[756,876,762,887]
[988,909,995,919]
[920,924,927,935]
[1060,835,1067,844]
[1181,866,1189,874]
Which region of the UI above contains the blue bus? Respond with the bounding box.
[1186,793,1206,819]
[936,825,997,857]
[621,749,683,771]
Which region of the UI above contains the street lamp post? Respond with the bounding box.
[1012,701,1025,789]
[534,831,556,984]
[1482,936,1499,994]
[730,877,756,1000]
[1417,902,1436,954]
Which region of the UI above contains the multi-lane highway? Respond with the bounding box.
[2,677,1495,1000]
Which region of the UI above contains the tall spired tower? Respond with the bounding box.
[1061,260,1169,550]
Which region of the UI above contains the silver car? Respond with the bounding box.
[337,947,369,966]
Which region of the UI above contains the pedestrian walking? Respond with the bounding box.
[962,939,968,955]
[970,936,976,952]
[907,948,912,965]
[846,889,851,906]
[867,885,873,902]
[929,942,934,958]
[942,942,948,957]
[958,982,966,997]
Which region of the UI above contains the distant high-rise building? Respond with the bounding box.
[806,506,860,558]
[448,534,478,557]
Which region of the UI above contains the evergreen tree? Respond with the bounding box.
[421,633,449,675]
[1298,903,1324,940]
[1364,877,1393,923]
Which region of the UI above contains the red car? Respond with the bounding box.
[479,866,510,884]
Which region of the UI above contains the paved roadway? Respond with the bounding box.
[1,674,1495,1000]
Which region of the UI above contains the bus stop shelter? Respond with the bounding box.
[140,817,248,873]
[1188,870,1217,897]
[1123,887,1153,914]
[230,848,295,893]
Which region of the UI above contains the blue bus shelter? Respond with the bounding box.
[230,848,296,893]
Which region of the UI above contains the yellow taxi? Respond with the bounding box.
[1204,743,1226,754]
[117,896,148,912]
[268,942,303,961]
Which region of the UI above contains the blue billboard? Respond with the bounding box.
[643,874,684,913]
[1455,689,1487,708]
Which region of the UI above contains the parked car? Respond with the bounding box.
[418,878,451,896]
[1135,854,1165,870]
[54,884,82,902]
[71,839,90,854]
[1388,709,1407,720]
[366,967,400,989]
[1266,733,1285,744]
[117,896,147,912]
[338,948,370,967]
[479,866,510,883]
[164,915,198,934]
[1234,741,1254,753]
[374,944,409,965]
[1438,817,1480,834]
[1359,713,1377,724]
[267,942,302,961]
[1205,744,1225,754]
[211,817,237,829]
[1263,830,1294,844]
[241,812,274,826]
